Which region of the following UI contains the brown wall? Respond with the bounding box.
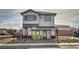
[58,30,72,36]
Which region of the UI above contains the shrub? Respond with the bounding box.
[32,32,40,40]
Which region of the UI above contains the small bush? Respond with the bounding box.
[32,33,40,40]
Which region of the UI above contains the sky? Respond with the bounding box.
[0,9,79,29]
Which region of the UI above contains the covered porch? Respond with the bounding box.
[23,27,56,40]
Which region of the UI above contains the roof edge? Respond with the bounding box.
[21,9,57,15]
[21,9,40,15]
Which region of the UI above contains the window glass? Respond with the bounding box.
[44,16,51,21]
[24,15,37,21]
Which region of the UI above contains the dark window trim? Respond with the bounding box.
[24,15,37,21]
[44,15,52,21]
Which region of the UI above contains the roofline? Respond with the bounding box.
[23,24,55,28]
[21,9,57,16]
[21,9,40,15]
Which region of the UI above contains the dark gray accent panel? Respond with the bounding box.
[23,24,39,28]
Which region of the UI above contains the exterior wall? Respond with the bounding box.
[40,31,43,39]
[51,28,56,36]
[27,27,31,36]
[31,30,35,36]
[23,28,56,36]
[22,10,56,38]
[23,11,55,26]
[57,28,72,36]
[31,29,53,39]
[55,25,74,36]
[23,28,28,36]
[23,11,39,24]
[39,15,55,26]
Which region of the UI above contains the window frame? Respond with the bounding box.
[44,15,52,21]
[24,15,37,21]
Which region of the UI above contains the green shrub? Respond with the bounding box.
[32,32,40,40]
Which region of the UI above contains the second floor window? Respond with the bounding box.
[24,15,37,21]
[44,16,52,21]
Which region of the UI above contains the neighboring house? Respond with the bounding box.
[56,25,75,36]
[21,9,57,40]
[73,28,79,37]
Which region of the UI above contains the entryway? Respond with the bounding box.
[32,30,51,40]
[43,30,51,39]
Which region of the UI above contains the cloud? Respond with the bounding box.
[0,9,79,29]
[0,9,24,29]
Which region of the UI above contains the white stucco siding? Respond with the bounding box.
[39,15,55,26]
[47,31,51,39]
[23,11,39,24]
[28,28,31,36]
[23,21,38,24]
[22,11,55,26]
[40,31,43,39]
[23,28,27,36]
[51,28,56,36]
[31,31,35,36]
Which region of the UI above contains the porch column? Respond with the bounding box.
[28,27,32,38]
[23,28,28,37]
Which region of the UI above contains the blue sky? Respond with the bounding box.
[0,9,79,29]
[0,9,25,29]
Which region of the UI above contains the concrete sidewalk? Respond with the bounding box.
[58,43,79,48]
[1,43,79,46]
[0,43,59,49]
[0,43,79,49]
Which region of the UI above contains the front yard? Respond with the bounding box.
[0,35,79,48]
[0,35,16,44]
[58,36,79,43]
[0,35,79,44]
[57,36,79,48]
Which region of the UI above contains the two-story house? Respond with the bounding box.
[21,9,56,40]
